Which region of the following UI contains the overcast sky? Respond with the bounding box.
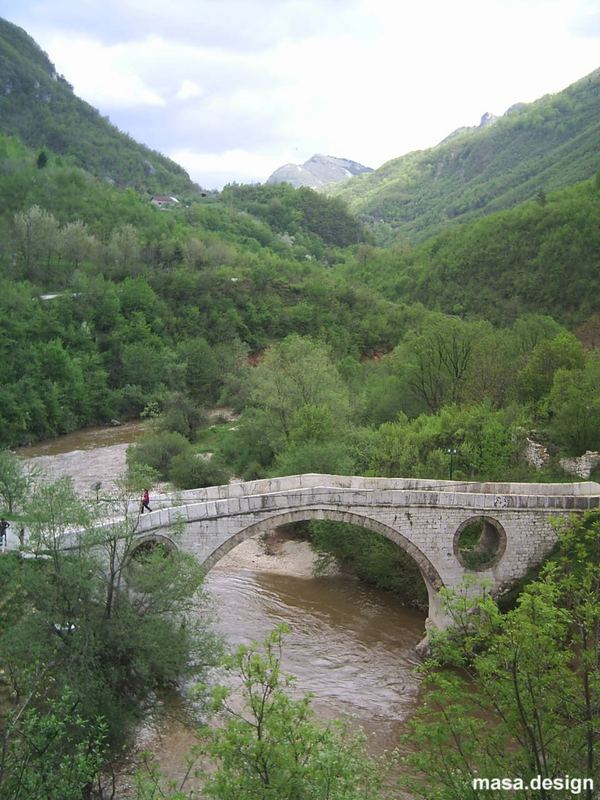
[2,0,599,189]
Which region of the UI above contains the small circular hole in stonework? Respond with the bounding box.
[454,516,506,571]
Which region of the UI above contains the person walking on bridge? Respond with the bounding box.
[140,489,152,514]
[0,518,9,547]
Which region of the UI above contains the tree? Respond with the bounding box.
[548,356,600,455]
[401,512,600,800]
[126,431,189,480]
[180,337,220,401]
[288,404,337,444]
[405,316,482,412]
[199,627,389,800]
[511,314,564,355]
[0,690,106,800]
[212,337,251,409]
[463,326,515,408]
[120,340,165,393]
[168,450,230,490]
[216,409,275,480]
[59,219,97,270]
[107,223,142,274]
[156,391,206,440]
[516,332,585,403]
[0,450,38,528]
[182,236,209,269]
[0,472,218,765]
[12,205,60,279]
[248,335,350,444]
[273,439,355,477]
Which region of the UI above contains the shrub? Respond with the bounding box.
[127,431,190,479]
[168,451,230,489]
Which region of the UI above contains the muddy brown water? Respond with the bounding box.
[207,569,425,748]
[125,570,426,794]
[16,421,147,495]
[18,424,426,777]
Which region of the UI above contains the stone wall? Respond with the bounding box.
[523,438,600,480]
[524,437,551,469]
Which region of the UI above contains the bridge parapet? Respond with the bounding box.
[147,474,600,514]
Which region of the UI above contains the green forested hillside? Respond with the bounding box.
[0,137,406,446]
[330,67,600,242]
[1,132,599,473]
[340,178,600,325]
[0,18,195,195]
[221,182,370,248]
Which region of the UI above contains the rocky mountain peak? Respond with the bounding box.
[267,153,373,189]
[479,111,499,128]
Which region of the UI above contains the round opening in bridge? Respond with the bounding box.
[130,539,173,562]
[454,516,506,571]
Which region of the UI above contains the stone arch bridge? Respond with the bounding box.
[69,474,600,632]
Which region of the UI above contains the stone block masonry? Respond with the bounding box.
[112,474,600,633]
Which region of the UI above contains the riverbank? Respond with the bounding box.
[214,529,328,578]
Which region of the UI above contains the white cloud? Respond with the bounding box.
[10,0,600,184]
[32,33,167,108]
[174,79,204,101]
[170,147,289,188]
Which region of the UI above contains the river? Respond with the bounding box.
[16,421,148,495]
[17,424,426,787]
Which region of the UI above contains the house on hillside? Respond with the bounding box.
[150,195,180,209]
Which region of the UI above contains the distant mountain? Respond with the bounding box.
[267,154,373,189]
[330,68,600,242]
[0,17,196,195]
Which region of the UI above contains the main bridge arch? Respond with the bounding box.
[134,504,445,628]
[202,507,442,587]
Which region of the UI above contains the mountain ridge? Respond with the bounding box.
[0,17,197,196]
[329,67,600,242]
